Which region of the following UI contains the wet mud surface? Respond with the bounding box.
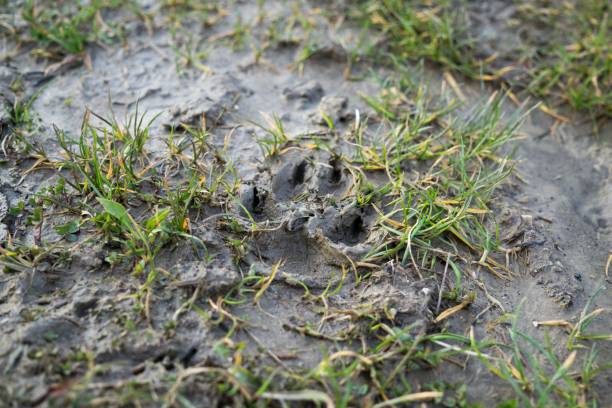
[0,1,611,406]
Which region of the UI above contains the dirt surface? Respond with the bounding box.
[0,1,611,407]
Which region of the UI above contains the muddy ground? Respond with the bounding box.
[0,1,611,407]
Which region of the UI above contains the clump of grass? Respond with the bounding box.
[351,80,522,277]
[470,297,612,407]
[0,243,70,274]
[55,107,158,203]
[21,0,126,57]
[169,27,212,75]
[160,0,224,28]
[515,0,611,115]
[356,0,611,117]
[55,105,238,215]
[2,94,47,158]
[360,0,480,78]
[96,197,163,278]
[45,105,240,321]
[252,113,289,157]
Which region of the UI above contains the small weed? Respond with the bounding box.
[169,27,212,75]
[3,93,48,158]
[252,113,289,158]
[0,243,70,274]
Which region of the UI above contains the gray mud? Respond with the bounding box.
[0,1,610,407]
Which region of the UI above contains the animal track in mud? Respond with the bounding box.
[271,154,349,202]
[239,185,267,217]
[247,152,374,287]
[291,160,308,187]
[311,206,370,246]
[327,158,343,184]
[282,80,324,108]
[272,157,312,201]
[316,156,349,196]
